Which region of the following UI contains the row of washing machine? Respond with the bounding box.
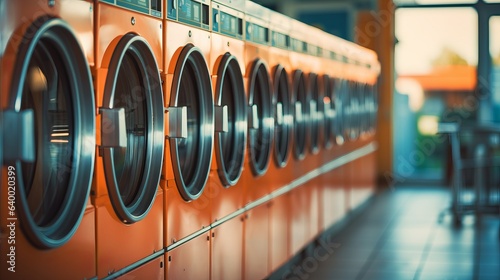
[0,0,379,279]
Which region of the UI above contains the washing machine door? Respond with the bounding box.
[214,53,247,187]
[349,81,361,141]
[307,73,320,154]
[101,34,164,224]
[292,69,309,160]
[2,17,95,249]
[369,83,378,132]
[247,59,273,176]
[322,75,334,149]
[335,78,346,145]
[272,65,292,168]
[343,80,354,141]
[169,44,214,201]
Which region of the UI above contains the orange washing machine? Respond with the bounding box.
[162,0,214,278]
[241,2,274,279]
[0,0,96,279]
[208,0,247,279]
[93,0,165,278]
[319,35,349,231]
[348,47,380,212]
[287,18,316,257]
[267,9,294,273]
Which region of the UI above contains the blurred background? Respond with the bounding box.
[255,0,500,186]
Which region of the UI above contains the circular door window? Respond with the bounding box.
[335,78,346,145]
[170,44,214,201]
[308,73,320,154]
[272,65,292,168]
[322,75,333,149]
[344,80,355,141]
[359,82,368,135]
[247,59,273,176]
[214,53,247,187]
[369,83,378,132]
[292,70,309,160]
[101,34,164,223]
[7,17,95,249]
[349,81,361,141]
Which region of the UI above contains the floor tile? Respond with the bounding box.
[271,186,500,280]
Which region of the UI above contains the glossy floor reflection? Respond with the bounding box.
[292,186,499,280]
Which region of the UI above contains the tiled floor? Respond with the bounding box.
[280,186,500,280]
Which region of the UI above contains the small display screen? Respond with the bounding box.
[219,11,242,39]
[113,0,161,17]
[272,31,289,49]
[178,0,209,29]
[246,22,269,45]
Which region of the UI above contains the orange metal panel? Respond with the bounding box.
[321,167,346,231]
[243,203,270,280]
[95,3,162,70]
[117,255,164,280]
[211,217,244,280]
[0,206,96,279]
[350,151,377,211]
[269,194,290,273]
[163,21,211,75]
[163,179,211,247]
[288,186,308,257]
[95,191,163,278]
[307,179,321,242]
[166,233,210,280]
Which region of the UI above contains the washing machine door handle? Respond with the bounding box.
[215,105,229,133]
[249,104,259,129]
[100,107,127,148]
[275,102,283,126]
[2,110,35,162]
[166,106,188,139]
[295,102,303,123]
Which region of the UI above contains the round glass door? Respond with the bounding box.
[170,44,214,201]
[292,70,309,160]
[336,78,347,145]
[101,34,164,223]
[214,53,247,187]
[272,65,292,167]
[322,75,334,149]
[247,59,273,176]
[6,17,95,249]
[308,73,320,154]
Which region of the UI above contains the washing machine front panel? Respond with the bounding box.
[2,15,95,250]
[93,1,165,277]
[163,1,214,244]
[1,2,96,278]
[211,1,246,187]
[208,1,247,221]
[291,69,309,161]
[267,10,295,193]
